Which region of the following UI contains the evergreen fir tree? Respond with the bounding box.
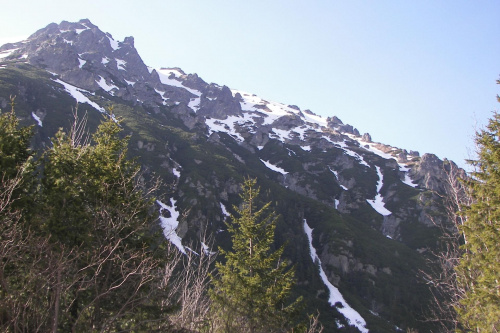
[456,79,500,331]
[35,113,172,331]
[0,97,34,208]
[210,178,302,333]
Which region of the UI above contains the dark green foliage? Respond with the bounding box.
[0,97,35,209]
[210,178,303,333]
[456,85,500,331]
[0,109,175,332]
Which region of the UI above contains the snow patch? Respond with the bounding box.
[157,199,186,254]
[78,58,86,68]
[303,220,368,333]
[124,79,135,86]
[96,76,118,93]
[101,57,110,65]
[205,115,250,141]
[399,165,418,187]
[108,36,119,50]
[172,167,181,178]
[75,28,87,34]
[116,59,126,71]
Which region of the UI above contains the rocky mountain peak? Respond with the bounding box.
[0,19,466,332]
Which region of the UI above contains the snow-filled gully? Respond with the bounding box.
[157,198,186,254]
[366,166,392,216]
[303,220,369,332]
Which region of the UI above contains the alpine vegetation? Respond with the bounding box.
[1,19,493,332]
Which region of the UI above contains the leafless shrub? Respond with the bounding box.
[421,163,471,332]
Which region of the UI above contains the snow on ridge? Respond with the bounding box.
[75,27,89,35]
[205,114,255,142]
[0,48,18,59]
[303,220,368,333]
[366,166,392,216]
[159,68,184,78]
[157,199,186,254]
[231,88,326,128]
[53,78,104,113]
[260,159,288,175]
[157,68,202,97]
[107,36,119,51]
[348,137,419,188]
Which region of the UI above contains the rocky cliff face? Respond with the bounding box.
[0,19,461,332]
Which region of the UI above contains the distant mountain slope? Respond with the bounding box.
[0,19,462,332]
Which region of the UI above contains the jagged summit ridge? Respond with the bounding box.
[0,19,457,193]
[0,19,460,222]
[0,19,412,160]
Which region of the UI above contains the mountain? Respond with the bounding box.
[0,19,461,332]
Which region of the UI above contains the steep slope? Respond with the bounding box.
[0,19,460,332]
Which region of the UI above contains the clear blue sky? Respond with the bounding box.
[1,1,499,169]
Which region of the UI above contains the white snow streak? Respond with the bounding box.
[260,159,288,175]
[366,166,392,216]
[399,165,418,188]
[31,112,42,127]
[220,202,230,217]
[53,79,104,112]
[303,220,368,333]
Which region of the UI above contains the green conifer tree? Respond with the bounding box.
[0,97,34,207]
[210,178,302,333]
[456,79,500,331]
[37,113,172,331]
